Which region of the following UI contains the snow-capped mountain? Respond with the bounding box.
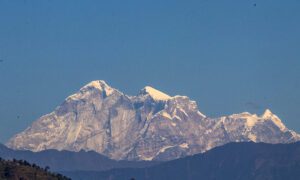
[6,80,300,161]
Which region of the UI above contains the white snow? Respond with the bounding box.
[161,112,172,119]
[173,115,182,120]
[157,145,175,154]
[66,93,81,100]
[245,115,259,128]
[197,111,206,118]
[179,143,189,149]
[84,80,104,89]
[143,145,177,161]
[105,87,115,96]
[143,86,171,101]
[85,80,115,96]
[261,109,273,119]
[270,116,286,131]
[229,112,252,118]
[228,112,259,128]
[178,108,188,117]
[248,134,257,142]
[141,156,155,161]
[261,109,286,131]
[159,112,179,125]
[66,80,116,100]
[172,95,189,99]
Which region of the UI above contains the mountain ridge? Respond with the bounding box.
[62,142,300,180]
[7,80,300,161]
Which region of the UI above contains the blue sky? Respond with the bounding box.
[0,0,300,143]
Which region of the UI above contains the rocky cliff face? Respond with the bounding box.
[7,80,300,161]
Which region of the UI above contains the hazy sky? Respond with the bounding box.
[0,0,300,143]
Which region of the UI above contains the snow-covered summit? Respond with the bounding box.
[66,80,118,101]
[260,109,286,131]
[139,86,171,101]
[83,80,109,89]
[261,109,274,119]
[82,80,116,96]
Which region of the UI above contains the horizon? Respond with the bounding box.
[1,0,300,143]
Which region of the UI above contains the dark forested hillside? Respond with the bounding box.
[63,142,300,180]
[0,157,70,180]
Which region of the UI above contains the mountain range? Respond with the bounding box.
[7,80,300,161]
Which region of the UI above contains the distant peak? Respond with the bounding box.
[261,109,273,118]
[261,109,286,131]
[140,86,171,101]
[84,80,110,89]
[79,80,116,96]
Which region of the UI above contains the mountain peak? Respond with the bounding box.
[83,80,117,96]
[260,109,287,131]
[83,80,110,89]
[139,86,171,101]
[261,109,274,119]
[64,80,117,101]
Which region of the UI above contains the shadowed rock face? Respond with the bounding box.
[6,80,300,161]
